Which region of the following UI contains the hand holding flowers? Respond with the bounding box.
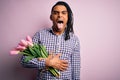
[10,35,60,77]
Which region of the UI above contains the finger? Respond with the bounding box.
[59,68,65,71]
[56,62,68,71]
[61,66,68,71]
[61,63,68,67]
[54,63,68,71]
[59,65,68,71]
[38,58,44,61]
[61,60,68,64]
[55,53,62,58]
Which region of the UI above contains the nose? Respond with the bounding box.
[58,12,62,18]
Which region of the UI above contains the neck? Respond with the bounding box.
[52,27,65,35]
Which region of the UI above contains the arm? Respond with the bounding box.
[71,38,81,80]
[21,56,46,69]
[21,32,46,69]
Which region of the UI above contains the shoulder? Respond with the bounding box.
[38,28,50,34]
[32,28,51,43]
[70,33,80,48]
[34,28,51,36]
[32,28,50,39]
[70,33,80,43]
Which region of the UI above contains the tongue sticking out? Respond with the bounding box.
[57,23,63,29]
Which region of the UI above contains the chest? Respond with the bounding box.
[39,35,74,60]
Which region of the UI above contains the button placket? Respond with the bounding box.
[56,35,61,53]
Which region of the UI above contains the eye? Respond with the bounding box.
[62,11,67,15]
[53,11,59,15]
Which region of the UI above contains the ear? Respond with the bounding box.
[50,15,52,21]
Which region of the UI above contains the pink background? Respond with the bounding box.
[0,0,120,80]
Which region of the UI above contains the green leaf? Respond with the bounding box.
[19,52,32,56]
[24,56,34,62]
[39,45,48,57]
[33,47,41,57]
[39,49,45,58]
[48,67,60,77]
[28,46,37,57]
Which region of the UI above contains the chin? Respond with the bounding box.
[56,29,62,32]
[57,27,64,31]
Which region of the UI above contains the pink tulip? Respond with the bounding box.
[26,35,32,43]
[19,39,28,47]
[16,45,26,51]
[27,41,33,47]
[10,50,20,55]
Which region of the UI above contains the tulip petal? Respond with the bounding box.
[27,41,33,47]
[19,39,28,47]
[16,45,26,51]
[26,35,32,43]
[10,50,20,55]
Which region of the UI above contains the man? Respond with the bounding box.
[21,1,80,80]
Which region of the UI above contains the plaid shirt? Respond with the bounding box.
[21,28,80,80]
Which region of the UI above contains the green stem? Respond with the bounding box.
[19,52,32,56]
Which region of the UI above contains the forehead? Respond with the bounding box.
[53,5,67,11]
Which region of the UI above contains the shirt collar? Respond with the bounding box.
[49,27,65,36]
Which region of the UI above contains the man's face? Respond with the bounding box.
[51,5,68,32]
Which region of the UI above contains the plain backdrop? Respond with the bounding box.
[0,0,120,80]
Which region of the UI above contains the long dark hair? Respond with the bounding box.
[51,1,74,40]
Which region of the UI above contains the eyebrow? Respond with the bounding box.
[53,10,68,13]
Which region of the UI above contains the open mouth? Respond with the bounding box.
[57,20,63,24]
[57,20,64,29]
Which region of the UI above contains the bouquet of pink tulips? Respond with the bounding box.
[10,36,60,77]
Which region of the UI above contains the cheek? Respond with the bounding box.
[65,17,68,23]
[52,15,57,19]
[65,15,68,22]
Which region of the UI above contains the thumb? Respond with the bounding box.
[48,51,55,59]
[48,53,53,59]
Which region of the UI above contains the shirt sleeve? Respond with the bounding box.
[21,32,46,69]
[71,38,81,80]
